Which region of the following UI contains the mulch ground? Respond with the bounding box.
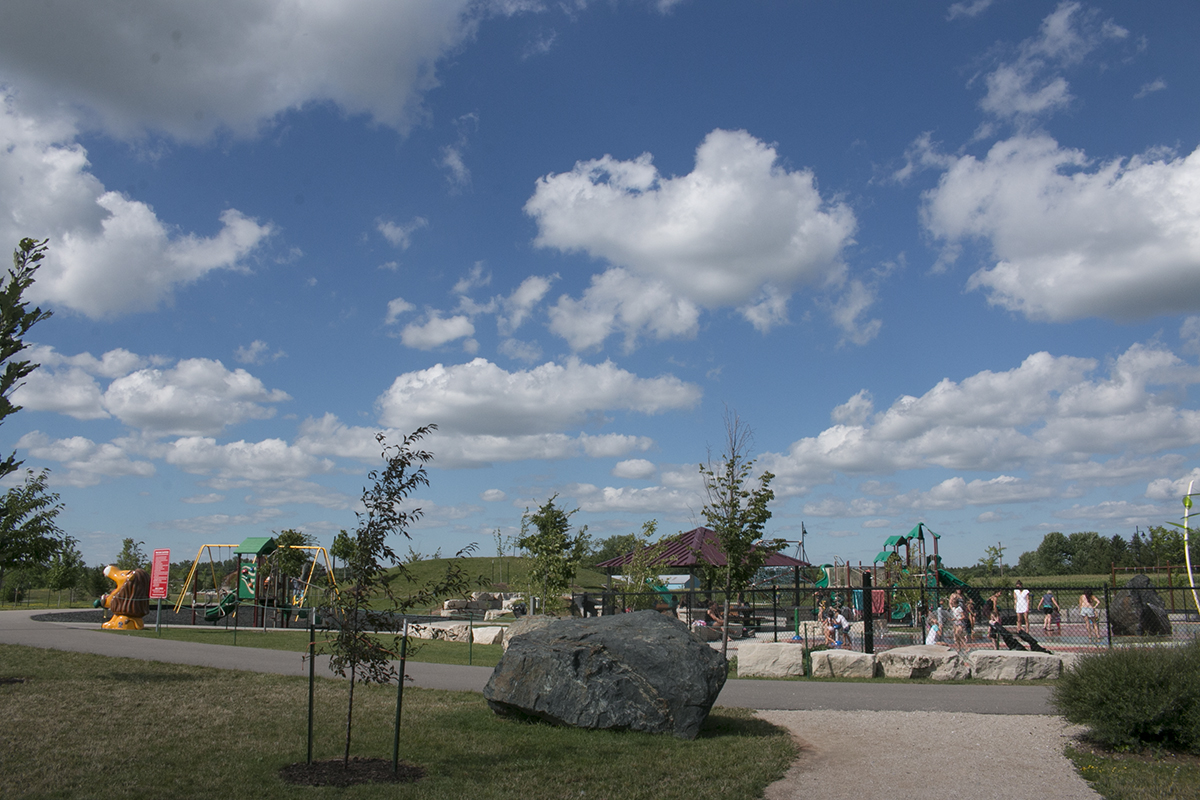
[279,757,425,787]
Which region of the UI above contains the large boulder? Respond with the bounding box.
[501,614,555,650]
[483,610,726,739]
[737,642,806,678]
[970,650,1062,680]
[1109,574,1172,636]
[877,645,971,680]
[810,649,876,679]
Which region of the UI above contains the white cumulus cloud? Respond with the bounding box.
[376,357,701,436]
[16,432,156,487]
[762,342,1200,502]
[0,97,274,318]
[924,135,1200,321]
[104,358,291,436]
[527,129,856,348]
[0,1,481,142]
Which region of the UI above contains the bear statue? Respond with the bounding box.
[94,565,151,630]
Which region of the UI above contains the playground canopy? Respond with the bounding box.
[595,527,809,584]
[873,522,940,564]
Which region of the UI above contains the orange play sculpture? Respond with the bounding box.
[97,565,151,630]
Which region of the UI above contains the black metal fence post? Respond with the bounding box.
[862,572,874,654]
[772,585,778,643]
[307,613,315,765]
[1104,584,1113,649]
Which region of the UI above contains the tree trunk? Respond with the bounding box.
[344,663,357,768]
[720,563,732,660]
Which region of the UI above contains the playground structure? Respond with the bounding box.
[94,565,150,629]
[809,524,988,627]
[174,536,340,627]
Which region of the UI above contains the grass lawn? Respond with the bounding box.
[1066,745,1200,800]
[0,644,796,800]
[109,627,505,667]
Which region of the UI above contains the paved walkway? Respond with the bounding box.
[0,610,1096,799]
[0,609,1054,713]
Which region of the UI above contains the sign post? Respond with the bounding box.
[150,549,170,635]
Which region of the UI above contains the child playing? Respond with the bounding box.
[988,609,1002,650]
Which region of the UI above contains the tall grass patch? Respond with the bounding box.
[1053,639,1200,753]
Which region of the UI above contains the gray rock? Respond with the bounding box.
[810,649,876,678]
[1109,574,1172,636]
[970,650,1062,680]
[501,613,555,650]
[737,642,807,678]
[483,610,726,739]
[877,645,969,680]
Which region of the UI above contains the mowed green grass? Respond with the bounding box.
[1067,746,1200,800]
[0,644,796,800]
[108,627,505,667]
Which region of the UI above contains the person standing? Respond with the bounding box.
[1013,581,1031,633]
[951,596,967,652]
[1040,589,1061,635]
[1078,591,1101,642]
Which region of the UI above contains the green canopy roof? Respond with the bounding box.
[907,523,940,540]
[873,551,891,563]
[235,536,277,557]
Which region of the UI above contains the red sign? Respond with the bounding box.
[150,549,171,599]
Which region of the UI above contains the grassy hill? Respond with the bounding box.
[388,555,611,600]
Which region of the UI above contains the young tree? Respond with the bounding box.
[47,535,84,606]
[0,238,53,483]
[0,239,60,600]
[517,495,589,615]
[0,469,64,599]
[614,520,670,610]
[588,532,639,567]
[319,425,477,770]
[114,538,148,570]
[977,543,1006,577]
[273,528,316,578]
[330,528,355,581]
[698,410,781,659]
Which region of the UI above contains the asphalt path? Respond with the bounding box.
[0,609,1054,714]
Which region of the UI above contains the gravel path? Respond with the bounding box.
[758,710,1099,800]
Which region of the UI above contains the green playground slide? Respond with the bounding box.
[204,592,239,622]
[814,564,831,589]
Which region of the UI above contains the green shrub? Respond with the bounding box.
[1053,639,1200,753]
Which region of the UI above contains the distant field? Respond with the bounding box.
[0,555,613,612]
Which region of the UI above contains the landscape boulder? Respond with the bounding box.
[1109,574,1171,636]
[737,642,806,678]
[876,645,971,680]
[484,611,726,739]
[471,626,504,646]
[969,650,1061,681]
[810,649,876,679]
[408,621,470,642]
[501,614,554,650]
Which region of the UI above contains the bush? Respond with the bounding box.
[1053,640,1200,753]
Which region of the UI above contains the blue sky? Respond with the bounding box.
[1,0,1199,570]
